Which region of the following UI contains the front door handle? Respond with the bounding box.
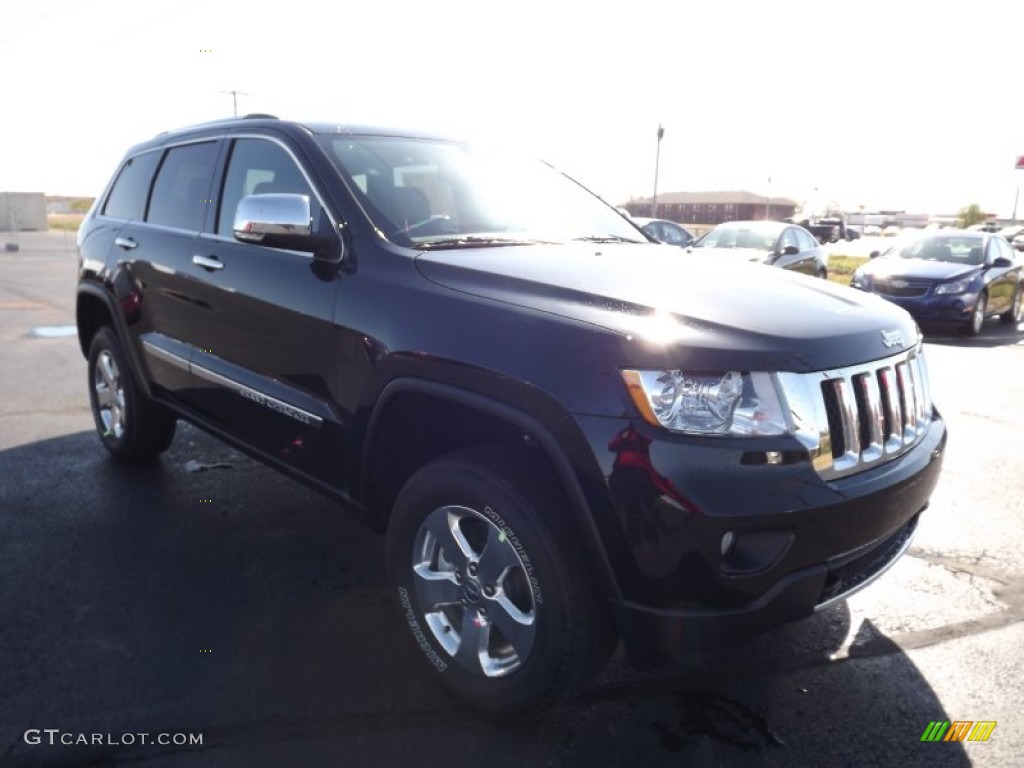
[114,237,137,250]
[192,254,224,271]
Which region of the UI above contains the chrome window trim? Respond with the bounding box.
[211,132,341,255]
[97,132,343,259]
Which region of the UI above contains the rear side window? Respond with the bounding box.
[146,142,218,230]
[102,152,160,220]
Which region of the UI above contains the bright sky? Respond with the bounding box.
[2,0,1022,217]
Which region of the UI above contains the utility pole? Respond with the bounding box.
[1014,155,1024,224]
[220,90,249,117]
[651,124,664,219]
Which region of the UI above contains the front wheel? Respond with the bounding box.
[386,448,615,714]
[88,326,176,461]
[1000,287,1022,326]
[963,291,988,336]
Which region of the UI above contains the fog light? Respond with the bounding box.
[765,450,783,465]
[720,531,736,556]
[720,530,795,575]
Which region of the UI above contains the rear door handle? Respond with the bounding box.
[192,254,224,271]
[114,237,137,250]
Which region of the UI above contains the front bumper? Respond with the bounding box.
[573,410,946,664]
[871,291,979,326]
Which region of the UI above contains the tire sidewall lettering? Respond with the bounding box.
[396,585,448,672]
[480,505,543,605]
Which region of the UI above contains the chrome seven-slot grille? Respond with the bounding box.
[777,347,933,481]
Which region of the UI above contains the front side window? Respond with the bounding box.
[316,135,642,248]
[661,223,686,245]
[146,142,218,230]
[794,228,817,251]
[991,237,1015,263]
[217,138,321,236]
[778,228,798,252]
[102,151,160,220]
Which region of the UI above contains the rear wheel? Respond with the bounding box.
[1000,287,1022,326]
[386,447,616,714]
[88,326,176,461]
[963,291,988,336]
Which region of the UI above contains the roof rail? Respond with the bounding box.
[241,113,278,120]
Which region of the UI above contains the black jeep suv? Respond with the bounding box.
[77,116,946,713]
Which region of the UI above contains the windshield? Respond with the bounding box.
[695,222,783,251]
[315,135,644,249]
[885,235,985,265]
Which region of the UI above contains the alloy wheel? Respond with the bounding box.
[970,294,987,335]
[93,349,126,439]
[410,504,537,677]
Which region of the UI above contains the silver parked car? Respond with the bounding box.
[690,220,830,278]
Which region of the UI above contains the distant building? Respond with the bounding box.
[624,190,799,225]
[1,192,47,231]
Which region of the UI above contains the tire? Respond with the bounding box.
[386,447,616,714]
[87,326,176,461]
[816,267,828,280]
[963,291,987,336]
[1000,287,1022,326]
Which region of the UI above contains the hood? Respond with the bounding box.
[862,257,979,281]
[414,243,919,372]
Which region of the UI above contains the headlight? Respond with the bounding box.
[621,369,789,436]
[934,277,974,295]
[851,271,870,290]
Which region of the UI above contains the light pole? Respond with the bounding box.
[651,124,664,218]
[1014,155,1024,224]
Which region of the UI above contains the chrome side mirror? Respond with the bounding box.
[234,193,312,245]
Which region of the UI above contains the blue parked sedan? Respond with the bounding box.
[851,230,1023,335]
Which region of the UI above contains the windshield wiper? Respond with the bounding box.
[573,234,644,244]
[414,236,541,250]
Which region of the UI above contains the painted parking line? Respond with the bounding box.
[28,325,78,338]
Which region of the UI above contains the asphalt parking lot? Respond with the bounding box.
[1,231,1022,766]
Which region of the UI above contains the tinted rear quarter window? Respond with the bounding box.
[146,142,218,230]
[102,151,160,220]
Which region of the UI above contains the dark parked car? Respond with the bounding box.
[968,221,1002,233]
[851,230,1022,335]
[76,116,945,713]
[632,217,695,247]
[691,220,830,278]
